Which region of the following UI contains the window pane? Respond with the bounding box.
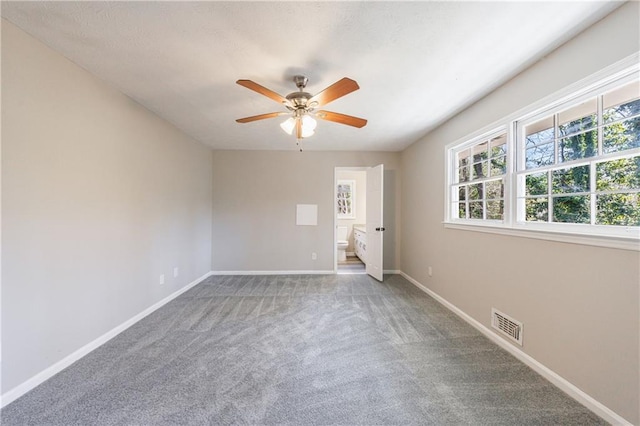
[490,156,506,176]
[558,130,597,162]
[596,156,640,191]
[485,179,503,199]
[471,161,488,180]
[526,142,554,169]
[458,149,470,168]
[596,193,640,226]
[458,166,470,183]
[558,98,597,136]
[526,172,548,196]
[525,197,548,222]
[553,195,590,223]
[469,183,482,200]
[458,186,466,201]
[525,116,554,147]
[604,99,640,123]
[552,166,590,194]
[469,202,483,219]
[603,80,640,123]
[603,116,640,154]
[458,203,467,219]
[490,134,507,157]
[472,142,488,162]
[486,200,504,220]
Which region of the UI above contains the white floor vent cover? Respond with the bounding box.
[491,308,523,345]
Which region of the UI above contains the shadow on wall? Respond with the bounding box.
[383,169,396,270]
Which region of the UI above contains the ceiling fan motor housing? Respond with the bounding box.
[286,91,312,109]
[285,75,315,110]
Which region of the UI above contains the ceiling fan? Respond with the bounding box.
[235,75,367,143]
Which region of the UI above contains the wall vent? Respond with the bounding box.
[491,308,523,345]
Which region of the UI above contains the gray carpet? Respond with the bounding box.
[2,274,606,425]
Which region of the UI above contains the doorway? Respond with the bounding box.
[334,165,384,280]
[335,167,367,274]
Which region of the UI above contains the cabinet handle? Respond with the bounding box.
[375,227,386,231]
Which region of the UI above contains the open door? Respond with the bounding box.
[366,164,384,281]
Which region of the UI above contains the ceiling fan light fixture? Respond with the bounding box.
[281,114,316,138]
[280,117,296,135]
[302,115,317,131]
[300,115,316,138]
[301,126,315,138]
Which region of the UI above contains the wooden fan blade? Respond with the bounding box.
[236,112,287,123]
[308,78,360,107]
[316,110,367,128]
[236,80,291,106]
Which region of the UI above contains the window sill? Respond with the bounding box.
[443,221,640,251]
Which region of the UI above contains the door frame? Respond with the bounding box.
[333,166,368,273]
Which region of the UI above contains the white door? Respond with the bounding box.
[366,164,384,281]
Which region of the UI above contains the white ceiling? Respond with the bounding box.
[2,1,621,151]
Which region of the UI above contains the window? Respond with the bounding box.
[451,131,507,221]
[517,79,640,228]
[445,61,639,249]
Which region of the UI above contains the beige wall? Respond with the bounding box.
[211,151,400,272]
[336,169,366,253]
[400,3,639,424]
[1,21,213,394]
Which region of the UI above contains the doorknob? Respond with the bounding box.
[375,227,386,231]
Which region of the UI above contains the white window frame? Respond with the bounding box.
[444,54,640,251]
[448,127,509,224]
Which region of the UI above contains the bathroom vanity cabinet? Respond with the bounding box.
[353,226,366,263]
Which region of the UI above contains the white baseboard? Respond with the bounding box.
[399,271,632,426]
[212,270,334,275]
[0,271,213,409]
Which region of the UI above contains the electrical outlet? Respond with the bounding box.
[173,267,179,278]
[159,274,165,285]
[311,252,317,260]
[428,266,433,277]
